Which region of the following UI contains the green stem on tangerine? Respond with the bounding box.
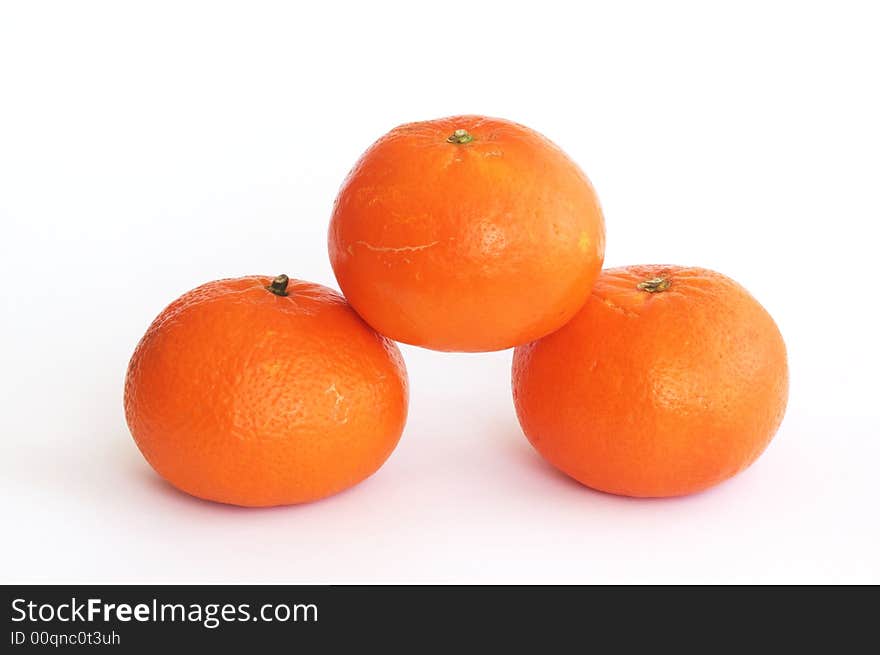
[637,276,671,293]
[267,274,290,296]
[447,128,474,144]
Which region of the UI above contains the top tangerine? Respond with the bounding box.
[328,115,605,352]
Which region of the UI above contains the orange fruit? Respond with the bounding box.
[124,274,408,507]
[328,115,605,352]
[512,265,788,497]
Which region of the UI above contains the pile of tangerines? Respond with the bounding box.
[125,115,788,507]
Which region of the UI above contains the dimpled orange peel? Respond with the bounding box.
[512,265,788,497]
[328,115,605,352]
[124,274,409,507]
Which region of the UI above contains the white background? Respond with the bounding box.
[2,1,878,584]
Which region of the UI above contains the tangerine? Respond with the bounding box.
[328,115,605,352]
[512,265,788,497]
[124,274,408,507]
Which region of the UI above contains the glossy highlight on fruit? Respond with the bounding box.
[124,275,408,507]
[512,265,788,497]
[329,115,605,352]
